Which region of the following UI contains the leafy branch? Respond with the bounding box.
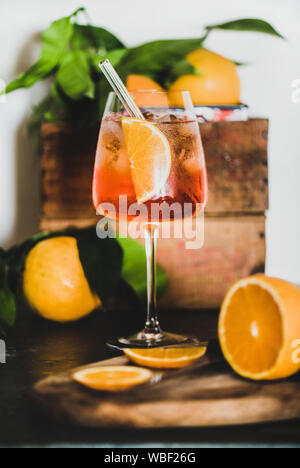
[4,8,284,148]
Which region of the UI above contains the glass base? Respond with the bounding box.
[107,330,204,350]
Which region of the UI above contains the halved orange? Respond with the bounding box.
[124,347,207,369]
[73,366,152,391]
[219,274,300,380]
[122,118,171,203]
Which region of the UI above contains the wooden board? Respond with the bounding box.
[39,119,268,229]
[32,352,300,428]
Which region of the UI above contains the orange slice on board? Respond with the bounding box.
[122,118,171,204]
[73,366,152,391]
[124,347,207,369]
[218,274,300,380]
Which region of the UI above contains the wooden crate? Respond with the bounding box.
[158,215,265,309]
[40,119,268,308]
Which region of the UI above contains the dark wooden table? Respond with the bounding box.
[0,307,300,448]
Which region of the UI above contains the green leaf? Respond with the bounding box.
[5,12,78,93]
[170,59,199,76]
[163,58,203,88]
[57,50,95,100]
[206,18,284,39]
[6,230,54,288]
[0,283,17,327]
[116,36,208,84]
[28,96,66,152]
[0,247,16,327]
[0,248,6,289]
[90,48,129,71]
[233,60,247,67]
[75,227,123,307]
[117,237,168,302]
[102,48,129,66]
[71,24,124,52]
[50,80,66,105]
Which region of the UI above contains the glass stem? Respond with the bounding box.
[143,225,161,337]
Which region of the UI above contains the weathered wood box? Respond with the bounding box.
[40,119,268,309]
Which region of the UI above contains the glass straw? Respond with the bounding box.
[99,59,144,120]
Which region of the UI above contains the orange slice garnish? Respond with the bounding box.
[218,274,300,380]
[124,347,207,369]
[122,118,171,203]
[73,366,152,391]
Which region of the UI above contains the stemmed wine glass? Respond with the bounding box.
[92,61,207,348]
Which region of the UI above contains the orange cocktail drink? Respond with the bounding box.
[92,89,207,347]
[93,111,207,222]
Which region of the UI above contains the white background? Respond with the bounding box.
[0,0,299,283]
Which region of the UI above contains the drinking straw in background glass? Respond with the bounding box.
[99,59,144,120]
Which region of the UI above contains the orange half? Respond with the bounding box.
[218,274,300,380]
[73,366,152,391]
[122,118,171,203]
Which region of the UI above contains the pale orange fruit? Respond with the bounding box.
[126,74,164,92]
[218,274,300,380]
[124,347,207,369]
[73,366,152,391]
[23,237,100,322]
[122,117,171,203]
[169,48,240,106]
[126,74,166,107]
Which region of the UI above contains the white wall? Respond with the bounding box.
[0,0,300,282]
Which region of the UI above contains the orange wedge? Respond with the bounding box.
[122,118,171,203]
[219,274,300,381]
[73,366,152,392]
[124,347,207,369]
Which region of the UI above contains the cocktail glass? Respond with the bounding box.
[93,90,207,347]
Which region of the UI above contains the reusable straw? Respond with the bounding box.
[99,59,145,120]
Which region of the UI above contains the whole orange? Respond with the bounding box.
[23,237,100,322]
[169,49,240,106]
[126,74,166,107]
